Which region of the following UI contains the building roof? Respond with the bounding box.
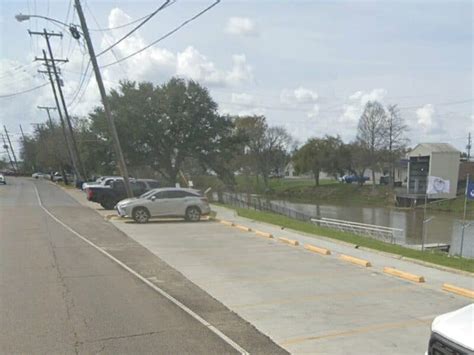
[408,143,460,156]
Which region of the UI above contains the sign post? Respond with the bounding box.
[460,174,472,257]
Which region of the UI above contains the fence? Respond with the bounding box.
[311,217,404,244]
[219,192,313,222]
[217,192,406,245]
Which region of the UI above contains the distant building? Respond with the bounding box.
[406,143,460,199]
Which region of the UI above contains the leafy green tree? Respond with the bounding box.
[89,78,238,185]
[293,135,345,186]
[234,115,292,189]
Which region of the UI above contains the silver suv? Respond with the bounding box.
[116,187,211,223]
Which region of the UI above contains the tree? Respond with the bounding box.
[385,104,408,186]
[89,78,238,185]
[235,116,292,189]
[346,141,371,185]
[357,101,387,187]
[293,135,345,186]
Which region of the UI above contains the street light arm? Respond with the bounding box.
[15,13,83,37]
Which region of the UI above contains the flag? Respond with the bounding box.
[426,176,450,194]
[466,181,474,200]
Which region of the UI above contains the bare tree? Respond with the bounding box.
[386,104,409,186]
[357,101,387,188]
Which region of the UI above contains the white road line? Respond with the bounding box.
[34,184,249,355]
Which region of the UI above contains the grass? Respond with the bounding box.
[216,204,474,273]
[423,196,473,216]
[194,175,392,206]
[56,181,76,190]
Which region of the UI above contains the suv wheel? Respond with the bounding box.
[133,207,150,223]
[185,206,201,222]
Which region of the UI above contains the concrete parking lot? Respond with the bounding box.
[66,187,472,354]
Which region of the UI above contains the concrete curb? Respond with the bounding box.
[218,219,235,227]
[383,267,425,283]
[339,254,372,267]
[441,283,474,299]
[235,224,252,232]
[278,237,299,246]
[211,204,473,277]
[255,230,273,239]
[304,244,331,255]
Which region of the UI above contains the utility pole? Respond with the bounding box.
[467,132,471,161]
[3,126,19,171]
[31,29,86,181]
[36,48,77,180]
[37,106,56,128]
[1,134,16,171]
[19,125,26,141]
[74,0,133,197]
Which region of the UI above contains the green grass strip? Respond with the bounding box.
[219,205,473,273]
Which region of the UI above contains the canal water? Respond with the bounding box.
[270,199,473,258]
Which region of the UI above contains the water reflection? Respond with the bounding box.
[269,198,472,258]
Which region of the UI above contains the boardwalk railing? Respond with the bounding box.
[311,217,404,244]
[218,192,405,245]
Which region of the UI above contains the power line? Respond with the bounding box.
[0,82,49,98]
[84,3,128,75]
[96,0,172,57]
[100,0,221,69]
[88,2,176,32]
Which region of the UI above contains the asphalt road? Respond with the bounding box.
[0,178,286,354]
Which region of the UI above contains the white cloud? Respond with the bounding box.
[280,87,319,104]
[341,88,387,123]
[307,104,320,118]
[225,17,258,36]
[416,104,435,131]
[99,9,253,88]
[231,92,255,106]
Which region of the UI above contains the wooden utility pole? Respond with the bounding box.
[19,124,26,141]
[3,126,19,171]
[74,0,133,197]
[37,106,56,128]
[36,48,76,178]
[31,29,86,181]
[1,133,16,171]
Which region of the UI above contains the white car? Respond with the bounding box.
[32,172,45,179]
[116,187,211,223]
[427,304,473,354]
[0,174,6,184]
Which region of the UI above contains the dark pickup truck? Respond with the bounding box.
[85,179,159,209]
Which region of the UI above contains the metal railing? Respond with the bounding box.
[218,192,405,245]
[219,192,313,221]
[311,217,404,244]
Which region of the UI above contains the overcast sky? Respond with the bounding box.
[0,0,472,158]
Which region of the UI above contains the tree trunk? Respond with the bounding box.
[313,169,320,186]
[371,167,376,189]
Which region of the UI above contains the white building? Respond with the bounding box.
[406,143,460,199]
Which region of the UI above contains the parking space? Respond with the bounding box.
[107,217,470,353]
[64,188,472,354]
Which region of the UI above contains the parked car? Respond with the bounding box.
[82,176,123,190]
[426,304,473,355]
[0,174,6,184]
[85,179,159,210]
[32,172,45,179]
[52,172,74,182]
[339,175,370,184]
[116,187,210,223]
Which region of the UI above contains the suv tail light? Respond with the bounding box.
[200,197,208,203]
[86,188,93,200]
